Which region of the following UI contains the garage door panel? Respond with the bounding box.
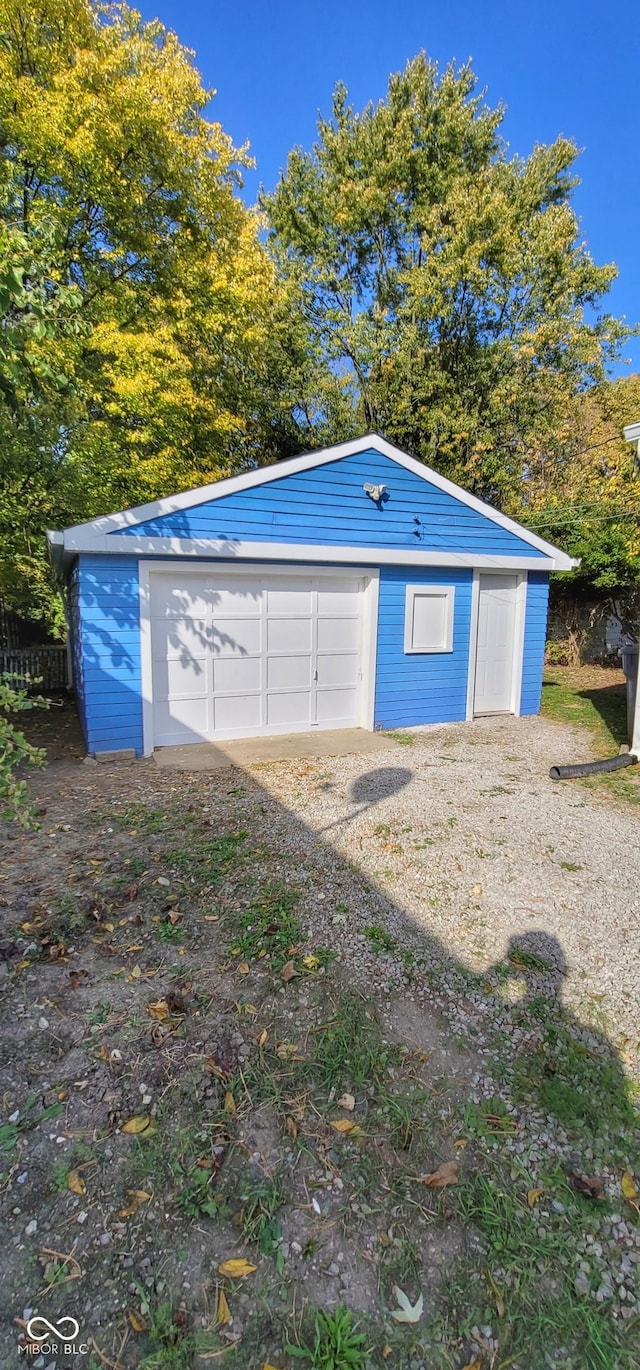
[151,617,209,659]
[152,581,211,618]
[316,688,358,724]
[154,696,209,741]
[212,585,262,615]
[267,618,313,653]
[317,617,358,652]
[213,656,261,695]
[214,693,261,732]
[317,586,360,615]
[266,587,312,614]
[212,618,261,656]
[266,691,311,727]
[154,656,209,699]
[267,655,311,690]
[316,652,359,688]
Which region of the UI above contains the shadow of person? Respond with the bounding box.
[486,931,634,1142]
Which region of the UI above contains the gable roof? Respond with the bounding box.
[48,433,577,572]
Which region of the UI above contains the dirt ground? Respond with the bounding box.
[1,702,639,1370]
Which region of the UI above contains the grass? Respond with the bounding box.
[541,664,640,804]
[9,774,640,1369]
[230,882,303,967]
[166,829,248,883]
[384,730,415,747]
[361,923,398,954]
[286,1307,369,1368]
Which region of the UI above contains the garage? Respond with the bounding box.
[145,566,372,747]
[50,434,575,757]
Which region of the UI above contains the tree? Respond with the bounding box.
[264,54,629,507]
[522,373,640,631]
[0,0,309,624]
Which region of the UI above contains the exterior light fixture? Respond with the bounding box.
[363,482,388,502]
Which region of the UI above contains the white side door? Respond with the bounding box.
[473,574,518,715]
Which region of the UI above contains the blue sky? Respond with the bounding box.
[141,0,639,374]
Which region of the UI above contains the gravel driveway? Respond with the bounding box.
[246,713,640,1057]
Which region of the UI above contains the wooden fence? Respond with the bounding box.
[0,602,50,649]
[0,645,69,693]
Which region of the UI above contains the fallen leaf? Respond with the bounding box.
[330,1118,362,1135]
[258,1028,268,1048]
[486,1267,505,1317]
[119,1189,151,1218]
[422,1161,458,1188]
[147,998,170,1021]
[302,954,319,970]
[390,1285,423,1324]
[217,1258,257,1278]
[166,910,183,926]
[124,884,139,902]
[206,1056,229,1081]
[285,1115,298,1140]
[237,962,250,975]
[337,1092,355,1111]
[261,1364,280,1370]
[566,1171,605,1200]
[216,1289,232,1326]
[121,1114,156,1136]
[280,960,298,982]
[128,1310,147,1333]
[527,1188,545,1207]
[129,965,142,980]
[276,1041,300,1059]
[461,1361,481,1370]
[224,1091,236,1114]
[472,884,483,897]
[67,1169,86,1196]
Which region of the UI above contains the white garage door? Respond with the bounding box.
[149,570,365,747]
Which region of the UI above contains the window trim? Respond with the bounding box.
[404,584,455,654]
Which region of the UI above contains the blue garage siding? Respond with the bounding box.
[116,450,546,560]
[520,572,550,715]
[374,567,473,729]
[75,554,144,755]
[68,564,88,747]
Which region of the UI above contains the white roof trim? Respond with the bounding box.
[49,530,574,571]
[51,433,573,565]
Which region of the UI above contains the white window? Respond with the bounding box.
[404,585,455,654]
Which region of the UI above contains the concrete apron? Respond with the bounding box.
[153,727,398,771]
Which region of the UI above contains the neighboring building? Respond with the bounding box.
[47,435,576,757]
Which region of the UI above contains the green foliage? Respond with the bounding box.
[524,373,640,593]
[286,1307,368,1369]
[232,883,302,967]
[264,52,629,510]
[0,676,45,824]
[0,0,312,623]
